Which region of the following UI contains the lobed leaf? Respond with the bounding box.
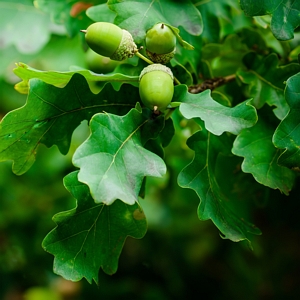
[144,117,175,159]
[0,1,51,54]
[73,107,167,205]
[176,85,257,136]
[201,34,249,77]
[86,3,116,24]
[14,63,139,94]
[273,72,300,169]
[198,0,250,43]
[237,52,300,119]
[0,73,138,175]
[232,119,295,195]
[197,2,221,44]
[33,0,93,37]
[107,0,203,44]
[178,128,261,247]
[240,0,300,40]
[43,171,147,283]
[87,3,195,50]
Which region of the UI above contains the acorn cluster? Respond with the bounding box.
[81,22,177,113]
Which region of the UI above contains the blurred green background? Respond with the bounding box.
[1,1,300,299]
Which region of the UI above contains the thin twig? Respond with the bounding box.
[188,74,236,94]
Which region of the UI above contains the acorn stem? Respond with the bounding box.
[174,77,181,85]
[136,50,181,85]
[80,29,87,33]
[135,51,154,65]
[164,108,175,120]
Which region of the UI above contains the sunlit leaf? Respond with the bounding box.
[0,73,138,175]
[73,107,167,205]
[14,63,139,94]
[176,85,257,135]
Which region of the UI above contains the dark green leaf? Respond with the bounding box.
[176,85,257,135]
[43,171,147,283]
[0,74,138,175]
[73,107,167,205]
[237,52,300,119]
[232,119,295,195]
[240,0,300,40]
[196,2,220,43]
[289,45,300,61]
[201,34,249,77]
[144,117,175,159]
[240,27,268,54]
[170,61,193,86]
[107,0,203,43]
[171,27,202,76]
[273,72,300,169]
[198,0,250,43]
[178,128,261,247]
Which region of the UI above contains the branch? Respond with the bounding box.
[188,74,236,94]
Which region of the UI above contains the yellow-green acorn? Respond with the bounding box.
[81,22,138,61]
[145,23,176,64]
[139,64,174,112]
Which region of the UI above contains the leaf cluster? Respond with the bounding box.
[1,0,300,284]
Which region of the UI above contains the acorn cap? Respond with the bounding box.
[146,48,176,64]
[111,29,138,61]
[82,22,138,61]
[139,64,174,81]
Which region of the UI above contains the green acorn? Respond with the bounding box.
[145,23,176,64]
[85,48,120,73]
[81,22,138,61]
[139,64,174,112]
